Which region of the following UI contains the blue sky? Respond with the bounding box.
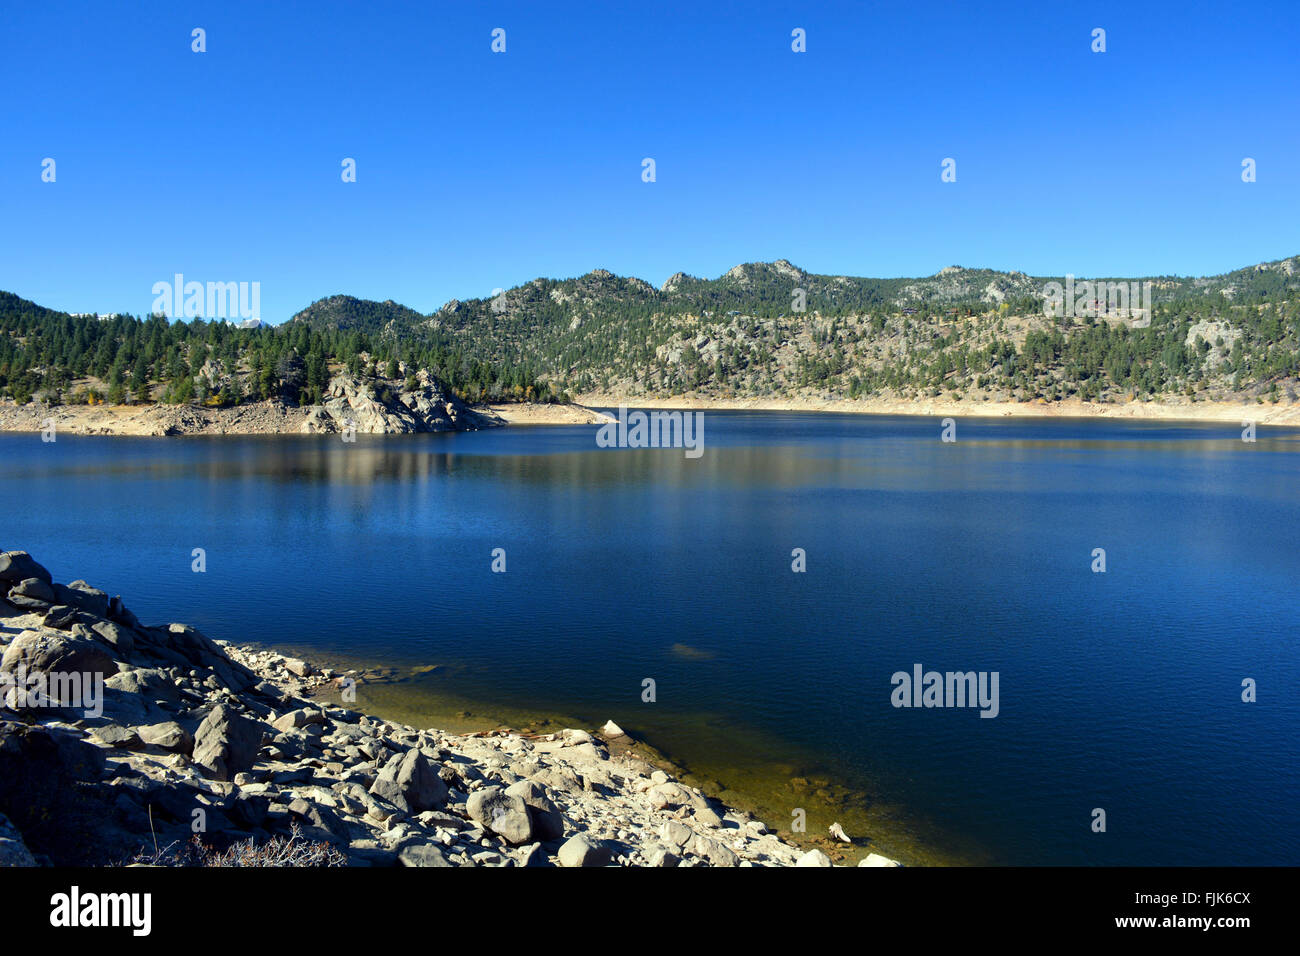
[2,0,1298,322]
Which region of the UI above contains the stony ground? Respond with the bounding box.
[0,549,897,868]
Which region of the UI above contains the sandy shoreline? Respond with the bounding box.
[576,393,1300,426]
[2,395,1296,437]
[0,400,613,436]
[480,402,614,425]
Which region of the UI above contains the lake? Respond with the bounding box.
[3,411,1297,865]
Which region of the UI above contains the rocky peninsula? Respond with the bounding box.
[0,373,611,438]
[0,550,892,868]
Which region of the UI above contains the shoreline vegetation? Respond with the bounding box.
[0,549,894,867]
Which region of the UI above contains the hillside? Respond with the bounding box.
[0,294,565,411]
[292,256,1300,406]
[4,254,1300,415]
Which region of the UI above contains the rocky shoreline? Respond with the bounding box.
[0,550,894,868]
[0,370,499,437]
[0,366,608,438]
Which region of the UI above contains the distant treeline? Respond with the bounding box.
[0,292,566,407]
[5,256,1299,409]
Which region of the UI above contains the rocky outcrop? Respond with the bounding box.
[0,549,890,868]
[0,372,505,437]
[300,371,495,435]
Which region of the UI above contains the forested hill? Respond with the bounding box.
[0,293,564,408]
[3,253,1299,410]
[292,255,1300,405]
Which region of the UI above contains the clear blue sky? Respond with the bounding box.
[2,0,1297,322]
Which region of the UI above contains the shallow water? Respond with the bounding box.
[3,412,1297,864]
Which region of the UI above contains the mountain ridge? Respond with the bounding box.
[4,253,1300,411]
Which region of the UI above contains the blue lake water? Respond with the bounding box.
[2,412,1297,865]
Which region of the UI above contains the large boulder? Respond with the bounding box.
[6,578,55,609]
[557,834,612,868]
[192,705,265,781]
[369,749,448,814]
[690,833,739,867]
[136,721,193,754]
[465,786,534,845]
[0,552,53,587]
[504,779,565,841]
[90,619,135,656]
[104,667,179,703]
[398,842,454,868]
[0,629,117,679]
[646,781,695,810]
[0,630,117,712]
[52,582,110,618]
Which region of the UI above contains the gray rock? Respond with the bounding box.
[646,781,694,809]
[5,594,52,611]
[660,821,693,849]
[647,846,679,867]
[690,834,739,867]
[89,725,141,748]
[192,704,264,781]
[504,779,565,842]
[8,578,55,605]
[0,629,118,686]
[0,551,53,586]
[52,582,109,618]
[369,749,448,814]
[694,806,724,828]
[0,722,108,865]
[514,842,546,867]
[557,834,612,868]
[284,658,313,678]
[531,765,583,793]
[136,721,193,753]
[398,842,453,867]
[105,667,180,702]
[465,786,534,845]
[415,810,471,831]
[90,620,134,656]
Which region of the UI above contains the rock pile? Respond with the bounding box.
[0,550,890,867]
